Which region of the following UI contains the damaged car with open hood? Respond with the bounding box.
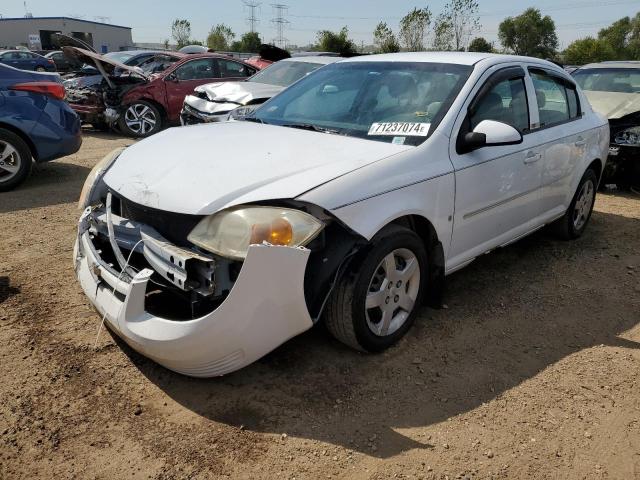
[573,61,640,189]
[75,52,609,377]
[62,46,257,137]
[180,55,340,124]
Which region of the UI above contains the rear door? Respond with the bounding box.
[447,64,544,268]
[20,52,38,70]
[163,58,218,119]
[526,67,588,219]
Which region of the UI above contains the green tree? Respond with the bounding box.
[171,19,191,49]
[432,16,455,51]
[207,24,235,51]
[373,22,400,53]
[498,8,559,58]
[437,0,480,51]
[563,37,615,64]
[597,13,640,59]
[468,36,493,53]
[315,27,357,55]
[163,38,170,50]
[399,7,431,51]
[233,32,262,52]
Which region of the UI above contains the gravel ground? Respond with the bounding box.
[1,130,639,480]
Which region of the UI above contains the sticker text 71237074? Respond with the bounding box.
[368,122,431,137]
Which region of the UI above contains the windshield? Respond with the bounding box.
[573,68,640,93]
[252,61,472,145]
[248,60,326,87]
[138,55,179,74]
[104,51,136,64]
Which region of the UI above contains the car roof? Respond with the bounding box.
[111,49,184,57]
[280,56,341,65]
[340,51,561,69]
[578,61,640,69]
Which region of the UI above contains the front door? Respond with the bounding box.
[163,58,218,120]
[447,65,543,270]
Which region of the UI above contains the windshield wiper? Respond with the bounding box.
[281,123,340,134]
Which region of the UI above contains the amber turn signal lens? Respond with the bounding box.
[250,218,293,246]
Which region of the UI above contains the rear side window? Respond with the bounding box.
[470,76,530,132]
[529,69,580,127]
[217,59,252,78]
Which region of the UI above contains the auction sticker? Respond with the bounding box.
[368,122,430,136]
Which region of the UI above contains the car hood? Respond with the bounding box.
[196,81,283,105]
[103,121,411,215]
[583,90,640,119]
[61,46,148,80]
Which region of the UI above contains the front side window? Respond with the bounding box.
[530,70,571,127]
[470,76,529,132]
[175,59,215,80]
[253,61,472,145]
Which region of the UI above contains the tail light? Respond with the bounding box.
[9,82,65,100]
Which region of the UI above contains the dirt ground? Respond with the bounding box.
[0,130,639,480]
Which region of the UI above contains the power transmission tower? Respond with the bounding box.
[243,0,261,33]
[270,3,289,48]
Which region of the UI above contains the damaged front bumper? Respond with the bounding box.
[74,206,313,377]
[180,96,238,125]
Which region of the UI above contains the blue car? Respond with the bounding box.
[0,50,57,72]
[0,63,82,191]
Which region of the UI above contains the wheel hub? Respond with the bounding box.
[365,248,421,337]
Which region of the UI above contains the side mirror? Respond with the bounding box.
[462,120,523,152]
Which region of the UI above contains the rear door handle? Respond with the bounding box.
[574,138,586,147]
[524,152,542,164]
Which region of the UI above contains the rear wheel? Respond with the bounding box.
[117,101,162,138]
[325,225,428,352]
[552,169,597,239]
[0,128,32,192]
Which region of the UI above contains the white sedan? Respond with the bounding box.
[75,52,609,377]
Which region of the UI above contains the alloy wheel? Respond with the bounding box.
[365,248,421,337]
[573,179,595,230]
[124,104,157,135]
[0,141,21,184]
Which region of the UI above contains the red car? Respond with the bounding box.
[63,47,259,137]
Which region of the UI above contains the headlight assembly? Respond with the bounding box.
[187,206,324,260]
[78,147,125,209]
[614,126,640,146]
[227,105,259,121]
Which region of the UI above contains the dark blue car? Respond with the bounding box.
[0,63,82,191]
[0,50,57,72]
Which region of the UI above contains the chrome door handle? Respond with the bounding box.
[524,152,542,164]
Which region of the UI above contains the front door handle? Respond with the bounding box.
[524,152,542,164]
[574,138,586,147]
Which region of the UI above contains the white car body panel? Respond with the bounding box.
[77,52,610,377]
[104,122,411,215]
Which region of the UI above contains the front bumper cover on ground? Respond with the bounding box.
[74,210,314,377]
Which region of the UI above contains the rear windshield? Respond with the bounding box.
[573,68,640,93]
[104,51,136,64]
[248,61,326,87]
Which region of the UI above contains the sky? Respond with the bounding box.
[2,0,640,49]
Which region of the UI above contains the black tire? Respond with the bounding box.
[551,168,598,240]
[325,225,428,352]
[117,100,163,138]
[0,128,32,192]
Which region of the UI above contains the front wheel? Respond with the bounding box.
[117,101,162,138]
[325,225,428,352]
[551,168,598,239]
